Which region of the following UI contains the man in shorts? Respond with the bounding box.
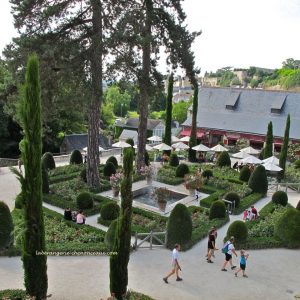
[221,236,237,271]
[163,244,182,283]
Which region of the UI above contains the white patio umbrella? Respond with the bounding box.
[171,135,180,143]
[153,143,172,151]
[210,144,228,152]
[147,135,162,142]
[262,161,282,172]
[192,144,211,152]
[262,156,279,165]
[83,146,104,152]
[232,151,251,159]
[240,146,260,155]
[172,142,190,150]
[112,141,132,148]
[240,155,262,165]
[180,136,190,142]
[133,144,154,151]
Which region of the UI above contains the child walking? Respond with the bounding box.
[235,250,249,278]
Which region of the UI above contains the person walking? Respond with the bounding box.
[221,236,237,271]
[163,244,182,283]
[206,226,218,258]
[235,250,249,278]
[207,228,218,263]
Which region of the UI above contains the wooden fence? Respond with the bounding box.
[132,231,167,250]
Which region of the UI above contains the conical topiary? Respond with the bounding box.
[216,151,231,167]
[226,220,248,242]
[239,166,251,182]
[248,165,268,195]
[42,152,55,170]
[70,149,83,164]
[0,201,14,249]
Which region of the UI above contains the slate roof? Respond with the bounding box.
[119,118,163,130]
[119,129,138,143]
[182,87,300,140]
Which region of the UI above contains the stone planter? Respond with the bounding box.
[112,187,120,197]
[188,188,194,196]
[146,176,152,185]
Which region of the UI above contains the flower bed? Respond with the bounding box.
[233,193,264,215]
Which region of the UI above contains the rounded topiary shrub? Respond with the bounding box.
[216,151,231,168]
[42,165,49,194]
[80,168,87,183]
[226,220,248,242]
[166,203,192,248]
[296,200,300,211]
[106,156,118,169]
[202,169,213,179]
[272,191,288,206]
[248,165,268,195]
[70,149,83,164]
[0,201,14,249]
[105,219,118,250]
[100,202,120,221]
[275,208,300,248]
[169,153,179,167]
[125,138,134,147]
[239,166,251,182]
[42,152,55,170]
[145,151,150,166]
[76,192,93,210]
[225,192,240,208]
[209,200,226,220]
[175,163,190,178]
[294,160,300,169]
[103,162,116,177]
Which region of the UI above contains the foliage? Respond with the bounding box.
[172,100,191,124]
[209,200,226,220]
[294,160,300,169]
[15,193,24,209]
[139,165,153,178]
[274,207,300,248]
[227,220,248,242]
[264,121,273,159]
[184,173,202,189]
[216,151,231,167]
[149,110,166,120]
[248,165,268,195]
[110,172,124,189]
[42,165,49,194]
[175,163,190,178]
[188,83,198,162]
[0,201,14,249]
[167,203,192,249]
[287,143,300,162]
[144,151,150,166]
[272,191,288,206]
[104,162,117,177]
[125,138,134,147]
[69,149,83,165]
[169,153,179,167]
[233,193,263,215]
[202,169,213,179]
[224,192,240,208]
[279,114,290,174]
[76,192,93,210]
[100,202,120,221]
[42,152,55,170]
[200,189,225,208]
[297,201,300,211]
[107,156,118,169]
[105,219,118,250]
[163,73,173,146]
[239,166,251,182]
[80,168,87,183]
[0,290,29,299]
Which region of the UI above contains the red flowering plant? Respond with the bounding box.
[110,172,124,189]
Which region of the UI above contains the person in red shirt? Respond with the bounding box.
[251,206,258,220]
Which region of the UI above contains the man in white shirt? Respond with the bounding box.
[163,244,182,283]
[221,236,237,271]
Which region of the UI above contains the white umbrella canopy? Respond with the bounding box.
[147,135,162,142]
[240,155,262,165]
[232,151,251,159]
[240,146,260,155]
[112,141,132,148]
[171,135,180,143]
[210,144,228,152]
[180,136,190,142]
[192,144,211,152]
[262,161,283,171]
[262,156,280,165]
[133,144,154,151]
[172,142,190,150]
[153,143,172,151]
[83,146,104,152]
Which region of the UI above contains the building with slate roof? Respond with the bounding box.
[182,87,300,149]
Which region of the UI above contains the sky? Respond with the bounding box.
[1,0,300,74]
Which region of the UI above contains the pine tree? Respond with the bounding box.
[18,54,48,299]
[110,148,134,299]
[264,121,273,159]
[279,114,290,174]
[163,73,173,146]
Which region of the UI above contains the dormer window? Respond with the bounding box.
[225,91,240,110]
[271,95,286,114]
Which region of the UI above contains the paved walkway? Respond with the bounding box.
[0,167,300,300]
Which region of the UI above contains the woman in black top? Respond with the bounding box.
[207,229,216,263]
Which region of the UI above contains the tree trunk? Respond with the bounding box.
[87,0,103,190]
[136,0,152,172]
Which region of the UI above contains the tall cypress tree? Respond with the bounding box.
[188,82,198,161]
[279,114,290,174]
[264,121,273,159]
[163,73,173,146]
[19,54,48,299]
[110,147,134,300]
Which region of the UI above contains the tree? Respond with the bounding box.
[110,148,134,299]
[264,121,273,159]
[172,100,191,124]
[279,114,290,174]
[188,83,198,161]
[248,165,268,195]
[282,58,300,70]
[163,73,173,146]
[14,54,48,299]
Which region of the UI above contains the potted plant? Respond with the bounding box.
[140,165,154,184]
[184,174,202,195]
[110,172,124,197]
